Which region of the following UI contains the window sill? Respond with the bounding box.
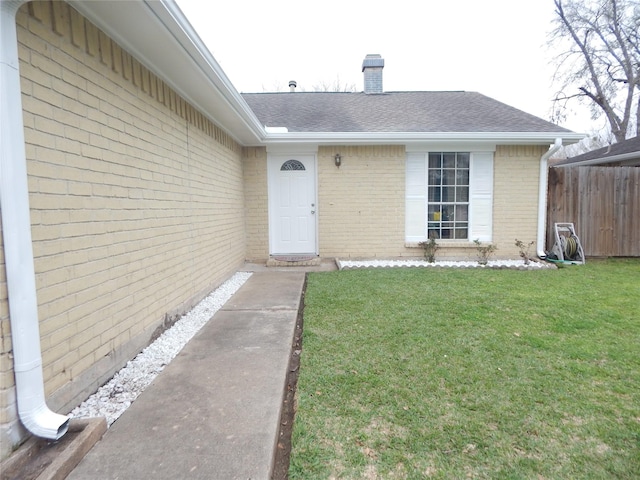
[406,241,476,249]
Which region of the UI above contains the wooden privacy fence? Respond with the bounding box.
[547,166,640,257]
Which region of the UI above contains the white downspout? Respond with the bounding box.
[1,0,69,440]
[537,138,562,259]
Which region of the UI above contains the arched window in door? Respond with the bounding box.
[280,159,305,171]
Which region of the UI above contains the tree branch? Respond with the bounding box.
[550,0,639,142]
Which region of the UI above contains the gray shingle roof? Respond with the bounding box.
[241,91,573,134]
[555,135,640,165]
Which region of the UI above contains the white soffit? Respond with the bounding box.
[69,0,265,146]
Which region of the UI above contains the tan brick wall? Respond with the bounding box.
[493,145,547,258]
[1,1,246,456]
[242,147,269,261]
[317,145,412,258]
[0,228,16,455]
[241,145,546,262]
[316,145,544,260]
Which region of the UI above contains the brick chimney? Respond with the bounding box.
[362,54,384,94]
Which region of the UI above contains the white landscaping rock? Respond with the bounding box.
[70,272,252,426]
[337,259,555,270]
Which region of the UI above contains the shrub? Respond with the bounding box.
[418,236,439,263]
[474,239,497,265]
[515,239,535,265]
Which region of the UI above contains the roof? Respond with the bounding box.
[68,1,583,148]
[554,136,640,166]
[242,91,574,134]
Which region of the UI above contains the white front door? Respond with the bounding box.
[268,155,317,255]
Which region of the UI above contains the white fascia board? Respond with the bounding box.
[262,131,586,146]
[557,151,640,167]
[151,1,265,136]
[69,0,266,146]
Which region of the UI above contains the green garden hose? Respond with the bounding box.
[564,236,578,260]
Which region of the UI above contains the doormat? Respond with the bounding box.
[272,256,316,262]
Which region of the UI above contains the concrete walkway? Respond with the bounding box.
[67,270,308,480]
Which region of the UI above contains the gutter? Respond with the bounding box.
[0,0,69,440]
[537,138,563,259]
[554,150,640,167]
[262,131,585,146]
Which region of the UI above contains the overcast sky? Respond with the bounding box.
[176,0,596,134]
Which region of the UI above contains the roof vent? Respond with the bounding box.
[362,54,384,94]
[289,80,297,92]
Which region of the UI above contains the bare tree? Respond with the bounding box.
[312,76,356,92]
[550,0,640,142]
[260,81,287,92]
[260,77,357,93]
[555,129,616,159]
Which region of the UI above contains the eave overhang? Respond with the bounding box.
[69,0,266,146]
[555,151,640,167]
[259,131,585,147]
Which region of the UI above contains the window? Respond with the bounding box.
[281,159,305,171]
[427,152,469,239]
[405,151,493,243]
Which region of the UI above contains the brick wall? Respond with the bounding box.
[493,145,547,257]
[242,147,269,261]
[1,1,246,456]
[317,145,410,258]
[241,145,546,262]
[0,234,10,455]
[317,145,545,260]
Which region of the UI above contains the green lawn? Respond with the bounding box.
[290,259,640,479]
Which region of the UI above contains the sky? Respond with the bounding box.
[176,0,597,134]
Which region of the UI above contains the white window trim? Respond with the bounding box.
[405,151,494,243]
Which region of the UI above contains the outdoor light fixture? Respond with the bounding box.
[334,153,342,167]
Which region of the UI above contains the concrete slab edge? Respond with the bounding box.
[264,290,305,478]
[271,274,307,480]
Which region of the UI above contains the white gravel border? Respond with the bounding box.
[70,271,252,426]
[337,259,555,270]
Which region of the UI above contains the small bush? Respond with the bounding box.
[515,239,535,265]
[418,236,439,263]
[474,239,497,265]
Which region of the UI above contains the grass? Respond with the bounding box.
[289,258,640,479]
